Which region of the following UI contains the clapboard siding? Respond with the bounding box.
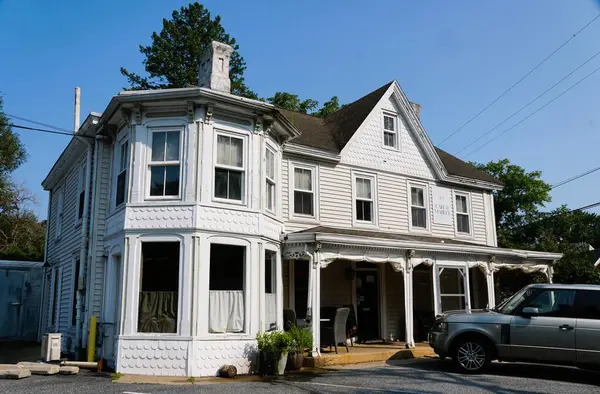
[385,264,405,340]
[378,172,409,232]
[319,164,352,228]
[471,191,487,244]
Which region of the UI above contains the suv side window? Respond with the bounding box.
[575,290,600,319]
[519,289,576,317]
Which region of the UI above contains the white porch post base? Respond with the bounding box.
[403,266,415,348]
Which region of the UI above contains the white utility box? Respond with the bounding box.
[41,333,62,361]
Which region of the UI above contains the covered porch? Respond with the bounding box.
[282,227,561,355]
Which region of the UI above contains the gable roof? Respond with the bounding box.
[279,82,502,187]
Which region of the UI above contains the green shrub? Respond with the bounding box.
[288,325,313,353]
[256,331,292,354]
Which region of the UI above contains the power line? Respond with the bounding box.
[572,200,600,212]
[0,122,76,137]
[438,13,600,145]
[456,47,600,155]
[5,113,73,134]
[551,166,600,190]
[462,62,600,158]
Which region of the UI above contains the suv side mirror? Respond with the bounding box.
[521,307,539,317]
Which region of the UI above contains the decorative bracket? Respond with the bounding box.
[253,116,262,134]
[406,249,415,259]
[205,103,214,124]
[133,105,142,125]
[187,101,195,123]
[121,108,131,127]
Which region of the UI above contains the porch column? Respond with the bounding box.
[547,265,554,283]
[403,262,415,348]
[485,269,496,309]
[432,260,441,316]
[276,250,283,331]
[308,251,321,356]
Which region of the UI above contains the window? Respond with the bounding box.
[438,266,468,312]
[77,165,86,220]
[575,290,600,319]
[137,242,180,333]
[293,167,314,216]
[265,250,277,331]
[116,140,129,206]
[383,114,397,148]
[519,289,576,317]
[355,177,374,223]
[214,134,245,201]
[55,189,63,238]
[149,130,180,197]
[265,148,276,212]
[71,259,80,327]
[455,194,471,234]
[209,244,246,333]
[410,186,427,229]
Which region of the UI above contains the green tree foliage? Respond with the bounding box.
[268,93,341,118]
[120,2,257,99]
[475,159,600,285]
[0,95,44,261]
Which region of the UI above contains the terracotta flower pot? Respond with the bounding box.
[286,352,304,371]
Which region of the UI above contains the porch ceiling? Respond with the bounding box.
[284,226,562,262]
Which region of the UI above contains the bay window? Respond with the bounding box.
[149,130,180,197]
[455,193,471,234]
[214,134,245,202]
[264,250,277,331]
[410,185,427,229]
[209,244,246,333]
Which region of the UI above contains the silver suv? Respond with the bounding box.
[429,284,600,373]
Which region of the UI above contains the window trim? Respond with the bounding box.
[115,137,129,208]
[135,237,184,336]
[407,181,430,233]
[453,191,473,237]
[212,130,248,205]
[352,171,378,227]
[76,163,86,223]
[206,237,251,337]
[382,111,399,150]
[265,145,277,214]
[289,161,319,222]
[146,128,183,200]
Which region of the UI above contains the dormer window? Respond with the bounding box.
[383,113,397,148]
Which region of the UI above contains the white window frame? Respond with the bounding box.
[213,130,247,205]
[55,187,64,239]
[135,237,184,336]
[265,146,277,214]
[76,163,86,224]
[146,128,183,200]
[114,137,129,208]
[263,246,280,331]
[454,191,473,237]
[352,171,377,226]
[382,111,399,150]
[206,237,251,338]
[408,181,429,232]
[289,162,319,222]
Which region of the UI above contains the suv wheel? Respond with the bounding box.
[453,338,490,374]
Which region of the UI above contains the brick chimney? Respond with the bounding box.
[409,101,422,119]
[198,41,233,93]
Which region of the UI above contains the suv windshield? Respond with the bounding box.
[495,286,536,314]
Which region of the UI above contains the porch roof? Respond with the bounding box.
[285,226,562,262]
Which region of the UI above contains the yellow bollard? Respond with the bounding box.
[87,316,97,362]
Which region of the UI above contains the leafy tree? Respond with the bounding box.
[472,159,551,248]
[120,2,257,98]
[314,96,340,117]
[0,96,26,177]
[268,93,341,118]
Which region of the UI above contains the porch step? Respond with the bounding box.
[303,345,435,367]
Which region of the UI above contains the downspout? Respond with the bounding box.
[75,138,94,358]
[37,192,53,340]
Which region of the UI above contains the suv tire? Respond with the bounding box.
[453,337,491,374]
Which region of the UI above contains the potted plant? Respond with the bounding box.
[256,331,292,375]
[286,325,313,371]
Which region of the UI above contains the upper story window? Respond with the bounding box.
[149,130,180,197]
[115,139,129,207]
[354,175,374,223]
[383,113,398,148]
[410,185,427,229]
[455,193,471,234]
[214,133,245,202]
[77,164,86,220]
[293,167,315,217]
[265,148,276,212]
[55,188,64,239]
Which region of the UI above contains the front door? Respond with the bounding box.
[356,271,379,341]
[510,288,577,363]
[0,269,25,339]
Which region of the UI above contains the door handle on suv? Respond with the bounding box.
[559,324,574,331]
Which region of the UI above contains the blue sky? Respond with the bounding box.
[1,0,600,218]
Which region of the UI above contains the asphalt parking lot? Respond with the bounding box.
[0,358,599,394]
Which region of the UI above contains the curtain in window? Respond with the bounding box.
[217,135,243,167]
[265,293,277,331]
[209,290,245,333]
[356,178,371,199]
[138,291,178,333]
[165,131,180,161]
[294,168,311,190]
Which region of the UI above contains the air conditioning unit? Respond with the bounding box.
[41,333,62,362]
